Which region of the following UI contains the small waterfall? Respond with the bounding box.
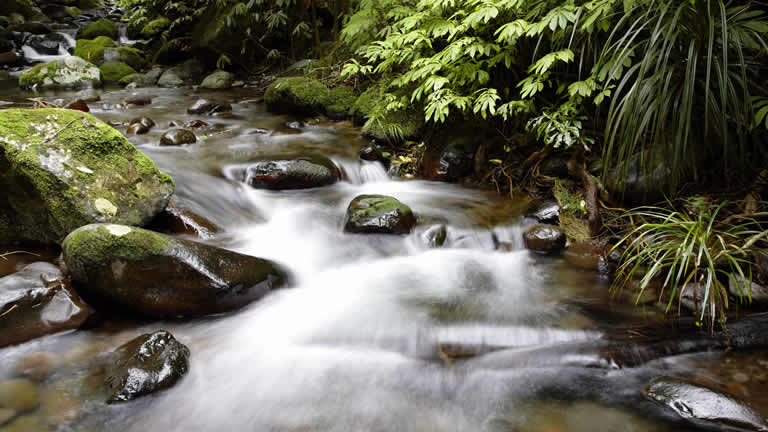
[21,44,70,64]
[333,158,389,184]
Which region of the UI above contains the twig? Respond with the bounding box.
[43,119,77,144]
[0,250,40,260]
[168,200,190,230]
[0,305,17,318]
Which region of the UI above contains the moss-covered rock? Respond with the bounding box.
[74,36,116,65]
[349,86,378,125]
[324,87,357,120]
[61,223,291,317]
[77,0,103,10]
[140,17,169,39]
[0,109,174,244]
[99,61,136,82]
[344,195,417,234]
[264,77,331,116]
[361,108,424,144]
[64,6,81,18]
[76,18,117,40]
[200,70,233,90]
[118,73,146,87]
[19,56,101,90]
[8,21,50,34]
[0,0,36,19]
[103,46,145,70]
[152,37,192,65]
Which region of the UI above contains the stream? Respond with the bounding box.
[0,78,767,431]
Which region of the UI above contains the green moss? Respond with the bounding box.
[0,0,36,18]
[8,22,49,34]
[19,63,56,88]
[264,77,331,116]
[119,73,145,87]
[350,196,412,220]
[65,6,81,18]
[107,46,145,69]
[76,18,117,40]
[324,87,357,120]
[141,17,170,39]
[74,36,116,65]
[62,224,173,269]
[361,108,424,144]
[0,70,11,80]
[100,62,136,82]
[349,87,378,125]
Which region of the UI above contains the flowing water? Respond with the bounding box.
[0,81,766,431]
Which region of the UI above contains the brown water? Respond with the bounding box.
[0,78,765,432]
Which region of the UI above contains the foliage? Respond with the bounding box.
[341,0,768,194]
[611,199,768,328]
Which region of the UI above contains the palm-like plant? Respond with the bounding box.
[611,199,768,327]
[597,0,768,195]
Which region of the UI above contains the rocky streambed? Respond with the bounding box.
[0,76,766,432]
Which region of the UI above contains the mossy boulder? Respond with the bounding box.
[76,19,117,40]
[99,61,136,82]
[74,36,116,65]
[105,331,189,403]
[361,108,424,144]
[19,56,101,90]
[8,21,50,34]
[200,70,233,90]
[103,46,146,70]
[61,223,291,318]
[65,6,81,18]
[77,0,103,10]
[152,37,192,65]
[0,0,36,19]
[0,109,174,244]
[349,86,378,125]
[118,73,146,87]
[265,77,331,116]
[344,195,417,234]
[140,17,169,39]
[324,87,357,120]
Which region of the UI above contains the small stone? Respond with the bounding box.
[187,99,232,115]
[94,198,117,217]
[127,117,155,135]
[160,129,197,146]
[125,95,152,106]
[184,119,209,130]
[523,225,566,255]
[423,224,447,248]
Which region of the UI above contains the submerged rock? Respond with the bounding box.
[160,128,197,146]
[19,56,101,90]
[523,225,566,254]
[645,376,768,431]
[422,224,447,248]
[0,262,93,348]
[61,224,290,318]
[0,109,174,244]
[226,156,340,190]
[187,99,232,115]
[105,331,190,403]
[127,117,155,135]
[344,195,416,235]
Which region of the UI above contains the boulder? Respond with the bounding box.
[157,59,205,87]
[143,66,164,85]
[99,61,136,82]
[523,225,566,254]
[8,22,50,34]
[140,17,169,39]
[422,224,447,248]
[264,77,330,115]
[225,155,340,190]
[349,86,377,125]
[160,128,197,146]
[73,36,115,65]
[187,99,232,115]
[528,201,560,225]
[25,32,68,55]
[200,70,233,90]
[75,18,117,40]
[0,109,174,244]
[102,46,145,70]
[61,224,290,318]
[325,86,356,120]
[127,117,154,135]
[644,376,768,431]
[344,195,416,234]
[19,56,101,90]
[422,136,476,182]
[105,331,189,403]
[361,107,423,144]
[0,262,93,348]
[118,73,146,87]
[729,275,768,304]
[73,88,100,102]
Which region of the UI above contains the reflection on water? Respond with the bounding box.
[0,84,761,431]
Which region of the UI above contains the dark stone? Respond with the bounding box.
[226,155,341,190]
[523,225,566,254]
[149,206,219,238]
[359,142,389,167]
[105,331,190,403]
[529,201,560,225]
[25,32,68,55]
[125,95,151,106]
[65,99,89,112]
[539,153,571,178]
[423,224,447,248]
[184,120,209,130]
[644,377,768,431]
[423,136,476,182]
[62,224,291,318]
[0,50,20,66]
[8,22,51,35]
[187,99,232,115]
[160,129,197,146]
[344,195,416,235]
[127,117,154,135]
[0,262,93,348]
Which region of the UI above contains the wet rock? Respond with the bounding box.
[149,205,219,238]
[65,99,89,112]
[144,66,164,86]
[523,225,566,255]
[359,142,389,167]
[99,61,136,82]
[0,262,93,348]
[344,195,416,235]
[73,35,115,65]
[105,331,190,403]
[200,70,233,90]
[187,99,232,115]
[528,201,560,225]
[127,117,154,135]
[423,136,476,182]
[8,22,50,35]
[423,224,447,248]
[231,156,341,190]
[19,56,100,90]
[644,376,768,431]
[14,352,58,381]
[564,242,602,270]
[157,59,204,87]
[73,88,100,102]
[0,378,39,411]
[26,32,68,55]
[102,46,145,70]
[0,109,174,244]
[729,275,768,304]
[75,18,117,40]
[0,51,20,67]
[119,73,146,87]
[160,128,197,146]
[125,94,152,106]
[265,76,330,115]
[184,119,209,130]
[61,224,290,318]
